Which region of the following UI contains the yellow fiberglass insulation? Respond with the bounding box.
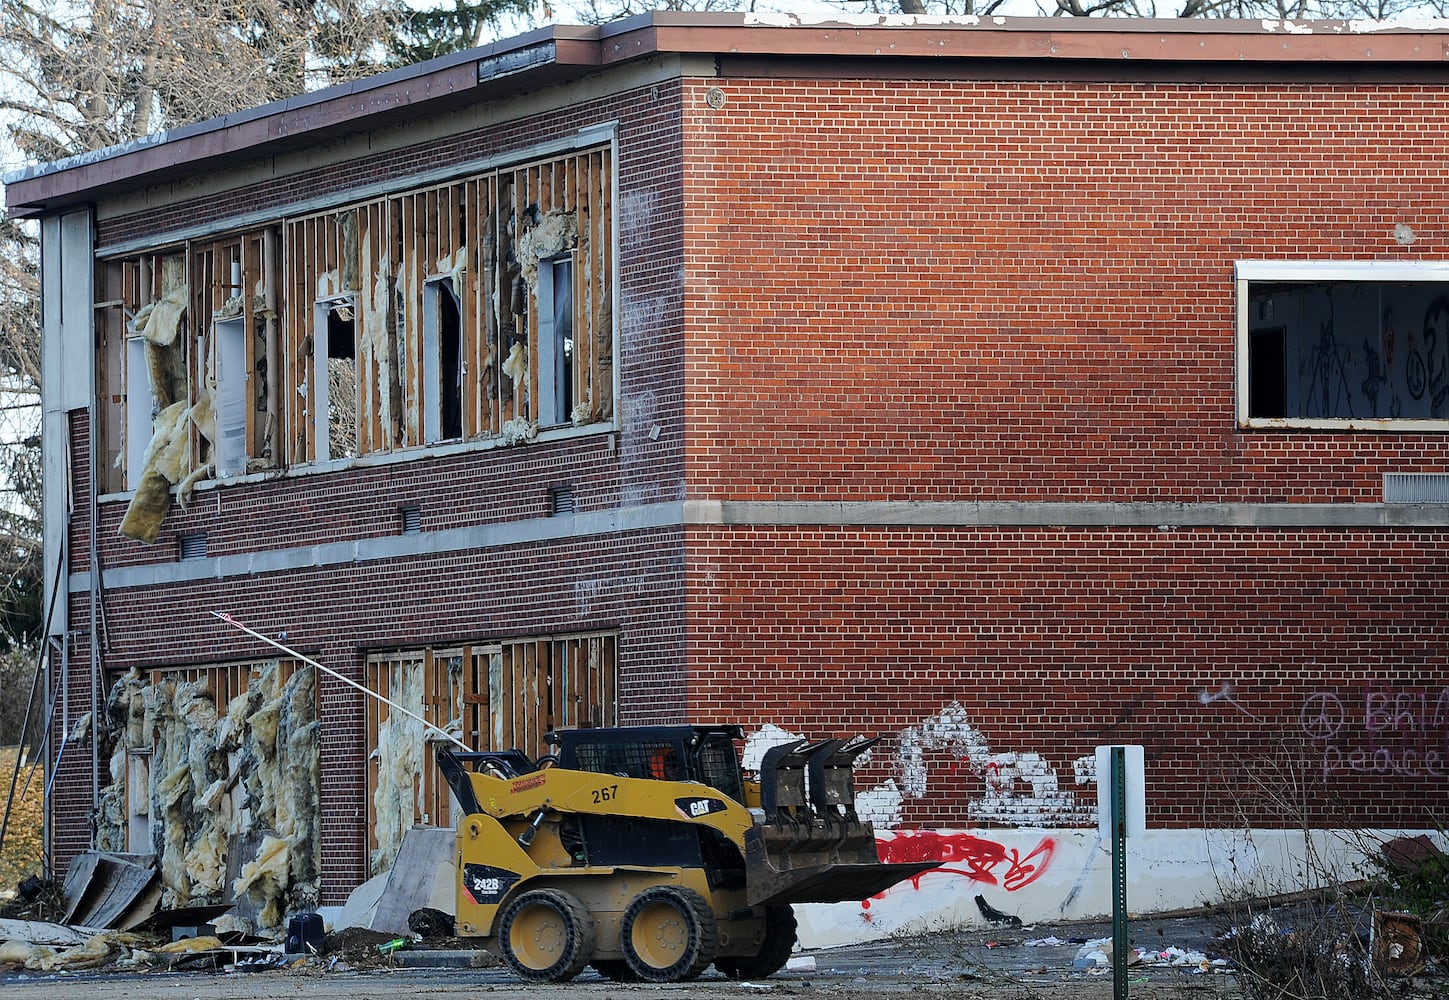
[94,664,320,934]
[129,285,188,348]
[118,279,222,544]
[517,209,578,287]
[361,242,395,440]
[370,659,424,876]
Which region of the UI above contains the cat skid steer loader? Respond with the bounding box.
[436,725,933,984]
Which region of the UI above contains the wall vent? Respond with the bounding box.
[400,506,422,534]
[1384,473,1449,503]
[549,485,575,516]
[178,533,208,562]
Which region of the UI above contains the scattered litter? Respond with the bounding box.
[786,955,816,972]
[1026,935,1066,947]
[1068,936,1232,975]
[233,952,286,973]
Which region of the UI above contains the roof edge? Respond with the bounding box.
[10,13,1449,218]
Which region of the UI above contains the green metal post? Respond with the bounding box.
[1111,745,1128,1000]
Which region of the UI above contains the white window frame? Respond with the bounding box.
[1236,260,1449,431]
[213,316,248,478]
[124,336,157,489]
[422,276,463,444]
[537,253,575,429]
[313,294,357,463]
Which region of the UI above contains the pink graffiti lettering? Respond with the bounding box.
[1322,745,1447,781]
[876,830,1056,892]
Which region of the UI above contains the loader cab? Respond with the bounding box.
[547,725,747,804]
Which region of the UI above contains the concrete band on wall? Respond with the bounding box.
[68,498,1449,594]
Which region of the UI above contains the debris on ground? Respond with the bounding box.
[1070,936,1233,974]
[406,905,455,941]
[319,926,405,969]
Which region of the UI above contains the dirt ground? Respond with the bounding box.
[0,915,1245,1000]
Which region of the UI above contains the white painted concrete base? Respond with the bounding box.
[795,826,1440,949]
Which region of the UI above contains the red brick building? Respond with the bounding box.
[8,14,1449,930]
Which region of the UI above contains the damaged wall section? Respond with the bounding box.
[281,145,614,465]
[98,231,278,538]
[365,632,617,875]
[95,661,319,933]
[95,144,614,540]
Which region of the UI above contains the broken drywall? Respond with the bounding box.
[96,664,319,934]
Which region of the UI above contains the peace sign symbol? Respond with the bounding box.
[1299,693,1345,740]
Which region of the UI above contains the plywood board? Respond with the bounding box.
[369,826,455,935]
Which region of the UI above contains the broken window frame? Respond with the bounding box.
[314,295,360,463]
[422,276,464,444]
[1236,260,1449,430]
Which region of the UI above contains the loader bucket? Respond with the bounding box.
[744,828,937,905]
[748,735,936,906]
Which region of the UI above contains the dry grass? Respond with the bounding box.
[0,745,44,890]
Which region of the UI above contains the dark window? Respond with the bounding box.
[1245,280,1449,422]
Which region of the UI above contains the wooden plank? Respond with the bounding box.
[421,649,437,827]
[529,642,545,754]
[459,180,477,439]
[604,634,617,726]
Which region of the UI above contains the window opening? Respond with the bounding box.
[422,278,463,442]
[315,297,358,461]
[1238,262,1449,428]
[365,632,618,872]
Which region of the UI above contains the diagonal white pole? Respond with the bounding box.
[210,610,470,751]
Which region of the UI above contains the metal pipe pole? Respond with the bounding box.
[210,611,469,751]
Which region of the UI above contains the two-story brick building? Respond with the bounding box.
[7,13,1449,937]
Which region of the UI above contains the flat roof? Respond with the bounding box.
[8,12,1449,218]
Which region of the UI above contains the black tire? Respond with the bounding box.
[715,904,798,980]
[619,886,719,982]
[496,888,596,982]
[590,959,640,981]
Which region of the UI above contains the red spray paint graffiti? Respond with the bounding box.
[875,830,1056,892]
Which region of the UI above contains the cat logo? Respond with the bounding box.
[675,796,726,819]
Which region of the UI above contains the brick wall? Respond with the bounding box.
[57,81,691,894]
[680,79,1449,500]
[676,76,1449,830]
[684,525,1449,829]
[54,67,1449,887]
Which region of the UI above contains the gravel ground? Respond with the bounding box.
[0,913,1245,1000]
